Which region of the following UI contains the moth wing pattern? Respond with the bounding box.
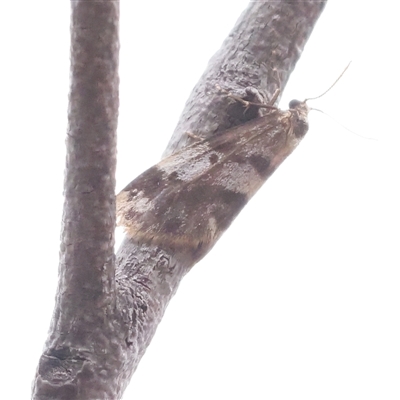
[117,102,309,258]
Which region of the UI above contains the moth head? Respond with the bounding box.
[289,98,309,110]
[288,99,309,138]
[289,99,302,109]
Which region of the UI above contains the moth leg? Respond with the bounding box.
[215,84,251,109]
[265,68,281,106]
[185,131,203,141]
[244,86,267,105]
[268,88,280,106]
[215,84,276,111]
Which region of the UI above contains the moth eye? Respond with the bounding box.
[289,99,301,109]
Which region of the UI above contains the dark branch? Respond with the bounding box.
[164,1,327,156]
[115,0,327,395]
[32,1,120,399]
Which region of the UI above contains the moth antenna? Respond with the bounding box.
[311,107,378,141]
[305,62,352,102]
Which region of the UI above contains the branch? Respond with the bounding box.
[164,0,327,156]
[33,1,327,399]
[115,0,327,395]
[32,1,120,399]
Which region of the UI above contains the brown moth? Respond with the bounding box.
[116,97,309,260]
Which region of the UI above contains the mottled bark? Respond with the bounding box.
[32,1,120,399]
[32,1,326,399]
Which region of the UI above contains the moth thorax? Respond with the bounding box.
[289,99,309,138]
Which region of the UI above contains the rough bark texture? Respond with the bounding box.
[164,0,326,157]
[32,1,120,399]
[32,1,326,399]
[115,0,327,395]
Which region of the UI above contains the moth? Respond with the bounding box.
[117,102,307,259]
[117,68,348,261]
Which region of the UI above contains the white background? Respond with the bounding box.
[1,1,399,399]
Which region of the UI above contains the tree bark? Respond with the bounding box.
[32,1,120,399]
[164,1,327,157]
[115,1,327,396]
[33,1,326,399]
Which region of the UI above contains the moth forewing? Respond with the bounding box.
[117,101,309,261]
